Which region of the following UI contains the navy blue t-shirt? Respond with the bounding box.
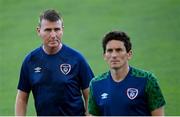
[88,67,165,116]
[18,44,94,116]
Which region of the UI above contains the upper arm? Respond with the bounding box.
[151,106,165,116]
[16,90,29,104]
[15,90,30,116]
[82,88,89,102]
[82,88,90,115]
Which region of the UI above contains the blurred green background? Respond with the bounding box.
[0,0,180,115]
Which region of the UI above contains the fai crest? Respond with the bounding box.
[127,88,138,100]
[60,64,71,75]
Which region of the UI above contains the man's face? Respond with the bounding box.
[104,40,132,70]
[37,19,63,49]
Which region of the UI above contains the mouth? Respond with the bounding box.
[49,41,57,44]
[110,61,120,64]
[111,60,119,62]
[49,39,59,43]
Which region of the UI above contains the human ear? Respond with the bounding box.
[36,27,41,36]
[127,50,132,60]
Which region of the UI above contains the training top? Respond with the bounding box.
[18,44,94,116]
[88,66,165,116]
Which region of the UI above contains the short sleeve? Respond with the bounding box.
[145,74,166,111]
[88,80,100,115]
[78,56,94,89]
[17,59,31,93]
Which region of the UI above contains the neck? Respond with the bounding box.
[43,44,62,55]
[110,65,130,82]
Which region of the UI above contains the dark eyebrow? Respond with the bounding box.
[44,28,52,31]
[106,48,113,52]
[44,28,61,32]
[115,48,123,51]
[54,28,61,31]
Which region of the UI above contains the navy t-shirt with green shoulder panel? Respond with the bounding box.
[88,67,165,116]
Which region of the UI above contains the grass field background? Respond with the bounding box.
[0,0,180,115]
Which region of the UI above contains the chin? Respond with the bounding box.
[111,66,119,69]
[111,64,119,67]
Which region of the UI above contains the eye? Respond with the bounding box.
[44,28,52,32]
[54,28,61,31]
[106,49,113,53]
[116,48,123,52]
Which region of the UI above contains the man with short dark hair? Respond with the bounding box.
[88,30,165,116]
[15,9,94,116]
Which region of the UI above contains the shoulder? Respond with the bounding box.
[23,47,42,63]
[62,44,85,60]
[91,72,109,83]
[130,66,158,89]
[130,66,155,80]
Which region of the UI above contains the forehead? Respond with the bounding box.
[40,19,63,28]
[106,40,125,49]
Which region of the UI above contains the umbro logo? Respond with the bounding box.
[101,93,108,99]
[34,67,41,73]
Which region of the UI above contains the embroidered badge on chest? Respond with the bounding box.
[127,88,138,100]
[60,64,71,75]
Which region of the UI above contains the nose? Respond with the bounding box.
[111,51,117,57]
[50,30,56,38]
